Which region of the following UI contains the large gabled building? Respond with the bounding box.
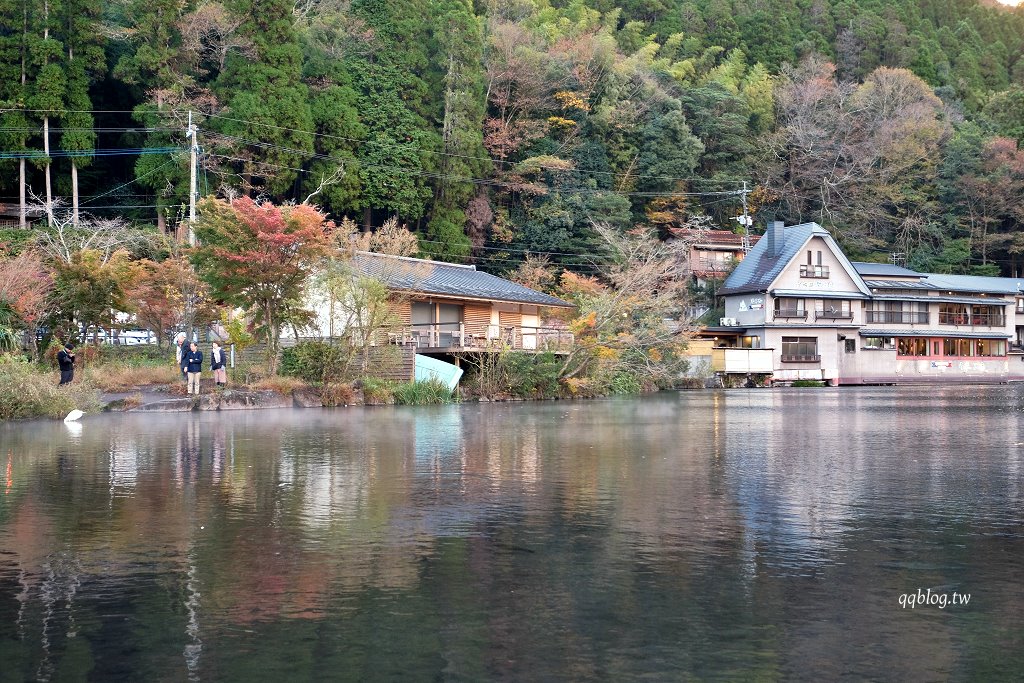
[712,221,1024,385]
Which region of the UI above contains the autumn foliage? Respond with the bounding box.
[192,197,333,372]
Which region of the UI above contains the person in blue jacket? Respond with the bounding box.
[183,342,203,395]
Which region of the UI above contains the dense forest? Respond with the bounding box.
[2,0,1024,275]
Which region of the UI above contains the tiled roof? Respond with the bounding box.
[672,229,761,248]
[852,262,922,278]
[720,222,870,296]
[922,274,1024,295]
[858,328,1011,339]
[770,289,868,300]
[863,279,937,290]
[352,252,574,308]
[870,294,1009,306]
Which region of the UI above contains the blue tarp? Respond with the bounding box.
[414,355,463,390]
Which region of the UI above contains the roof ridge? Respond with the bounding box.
[354,250,477,271]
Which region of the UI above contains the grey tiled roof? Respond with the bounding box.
[720,222,871,296]
[923,274,1024,295]
[852,262,922,278]
[858,328,1011,339]
[352,252,574,308]
[863,279,937,290]
[870,294,1009,305]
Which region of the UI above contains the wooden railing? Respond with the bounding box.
[382,323,574,352]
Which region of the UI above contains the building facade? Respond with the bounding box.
[715,221,1024,385]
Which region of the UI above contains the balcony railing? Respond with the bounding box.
[382,323,574,352]
[800,265,830,278]
[938,313,1006,327]
[773,308,807,320]
[780,354,821,363]
[865,311,929,324]
[814,310,853,320]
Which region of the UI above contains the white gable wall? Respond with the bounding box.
[771,235,865,295]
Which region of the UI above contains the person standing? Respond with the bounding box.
[175,333,188,383]
[57,343,76,385]
[183,342,203,396]
[210,341,227,387]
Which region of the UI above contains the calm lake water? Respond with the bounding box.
[2,388,1024,681]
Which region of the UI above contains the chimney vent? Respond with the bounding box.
[766,220,785,257]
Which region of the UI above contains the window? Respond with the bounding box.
[781,336,819,362]
[774,297,806,319]
[1016,298,1024,314]
[863,337,895,350]
[974,339,1006,357]
[845,339,856,353]
[866,301,928,324]
[970,305,1004,327]
[943,338,971,356]
[897,337,928,356]
[939,304,968,325]
[800,263,830,278]
[739,336,762,349]
[815,299,852,320]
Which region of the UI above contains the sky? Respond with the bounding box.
[996,0,1022,6]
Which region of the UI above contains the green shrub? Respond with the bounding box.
[790,379,825,387]
[0,356,102,420]
[361,377,396,405]
[607,370,643,395]
[392,378,455,405]
[281,341,353,385]
[94,344,170,367]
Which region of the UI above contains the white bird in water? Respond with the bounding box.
[64,409,84,423]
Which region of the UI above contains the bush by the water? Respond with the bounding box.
[281,341,353,385]
[0,356,102,419]
[467,351,562,399]
[790,380,826,387]
[392,379,455,405]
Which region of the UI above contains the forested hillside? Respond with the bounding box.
[2,0,1023,274]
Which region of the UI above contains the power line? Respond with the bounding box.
[198,110,748,186]
[206,131,744,198]
[0,147,181,159]
[82,159,178,206]
[3,106,753,187]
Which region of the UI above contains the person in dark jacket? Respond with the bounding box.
[183,342,203,395]
[57,343,76,385]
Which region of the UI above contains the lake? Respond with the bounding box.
[2,388,1023,681]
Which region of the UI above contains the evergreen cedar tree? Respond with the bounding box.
[0,0,1023,273]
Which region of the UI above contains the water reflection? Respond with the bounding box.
[1,388,1023,680]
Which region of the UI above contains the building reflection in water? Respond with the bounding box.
[1,390,1023,680]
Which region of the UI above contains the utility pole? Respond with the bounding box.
[187,110,198,246]
[741,181,749,253]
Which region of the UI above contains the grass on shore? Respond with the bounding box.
[0,357,102,419]
[82,362,183,393]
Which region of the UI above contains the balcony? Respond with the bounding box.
[865,311,929,324]
[814,309,853,321]
[382,323,575,353]
[711,348,775,373]
[773,308,807,320]
[939,313,1006,327]
[800,265,830,278]
[780,354,821,363]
